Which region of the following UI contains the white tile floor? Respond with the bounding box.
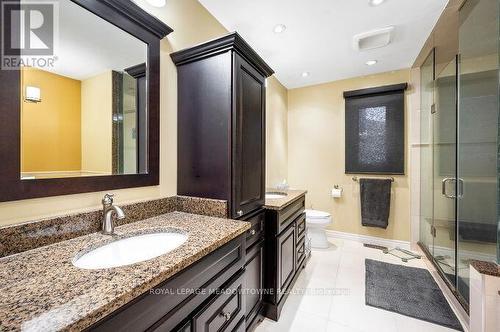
[255,237,464,332]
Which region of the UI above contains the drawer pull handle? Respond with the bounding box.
[220,311,231,321]
[237,210,243,217]
[298,224,305,231]
[249,229,256,236]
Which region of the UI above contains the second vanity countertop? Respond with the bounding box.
[263,189,307,211]
[0,212,250,332]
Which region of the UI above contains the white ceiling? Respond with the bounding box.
[198,0,449,89]
[24,0,147,81]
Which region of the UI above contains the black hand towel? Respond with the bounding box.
[360,178,391,229]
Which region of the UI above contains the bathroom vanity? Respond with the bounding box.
[90,232,247,331]
[263,189,308,320]
[0,211,251,331]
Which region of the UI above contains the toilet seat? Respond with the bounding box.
[305,209,330,219]
[305,209,332,248]
[305,209,331,225]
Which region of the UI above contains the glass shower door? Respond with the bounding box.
[457,0,499,303]
[433,59,458,287]
[420,50,435,256]
[419,52,458,290]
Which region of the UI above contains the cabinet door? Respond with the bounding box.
[232,53,266,218]
[245,239,264,325]
[276,223,296,301]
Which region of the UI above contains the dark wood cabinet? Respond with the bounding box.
[171,33,274,219]
[263,195,307,321]
[242,209,266,331]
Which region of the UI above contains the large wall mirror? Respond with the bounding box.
[21,0,148,179]
[0,0,172,201]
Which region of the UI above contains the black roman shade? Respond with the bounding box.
[344,83,407,175]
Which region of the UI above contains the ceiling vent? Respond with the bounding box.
[353,26,394,51]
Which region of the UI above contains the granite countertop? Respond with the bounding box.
[470,260,500,278]
[0,212,250,332]
[263,189,307,210]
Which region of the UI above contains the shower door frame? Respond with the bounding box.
[417,49,469,312]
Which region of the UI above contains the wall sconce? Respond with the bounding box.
[25,86,41,103]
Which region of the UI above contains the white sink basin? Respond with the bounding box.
[265,192,288,199]
[73,232,188,270]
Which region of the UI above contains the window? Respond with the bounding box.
[344,83,407,174]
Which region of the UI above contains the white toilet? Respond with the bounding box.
[305,209,332,249]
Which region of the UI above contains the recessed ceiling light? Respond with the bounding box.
[301,71,310,77]
[145,0,166,7]
[366,60,378,66]
[369,0,386,6]
[273,24,287,33]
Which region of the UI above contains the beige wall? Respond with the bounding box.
[81,71,113,174]
[288,69,412,241]
[266,76,288,188]
[0,0,287,227]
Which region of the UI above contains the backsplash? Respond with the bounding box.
[0,196,227,258]
[176,195,228,217]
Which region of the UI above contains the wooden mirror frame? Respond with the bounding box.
[0,0,172,202]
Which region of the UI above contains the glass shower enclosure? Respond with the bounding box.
[419,0,499,307]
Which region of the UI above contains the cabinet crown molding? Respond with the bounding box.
[171,32,274,77]
[95,0,173,38]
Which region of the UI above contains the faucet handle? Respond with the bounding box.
[102,193,114,206]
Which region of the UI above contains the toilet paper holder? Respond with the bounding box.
[331,185,343,198]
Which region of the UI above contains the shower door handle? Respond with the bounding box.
[457,178,464,198]
[442,178,456,199]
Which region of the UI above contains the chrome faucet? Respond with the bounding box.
[101,194,125,235]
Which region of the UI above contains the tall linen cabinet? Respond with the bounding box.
[171,33,274,220]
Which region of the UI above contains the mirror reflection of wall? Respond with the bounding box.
[19,0,148,180]
[120,72,139,175]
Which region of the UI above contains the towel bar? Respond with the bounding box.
[352,176,395,182]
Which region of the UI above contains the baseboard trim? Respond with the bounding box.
[325,230,411,250]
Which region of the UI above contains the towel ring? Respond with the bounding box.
[352,176,394,182]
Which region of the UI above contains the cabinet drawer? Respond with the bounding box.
[296,237,305,269]
[193,270,245,332]
[276,196,305,234]
[244,210,265,250]
[295,213,306,241]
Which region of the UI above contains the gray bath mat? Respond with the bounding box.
[365,259,463,331]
